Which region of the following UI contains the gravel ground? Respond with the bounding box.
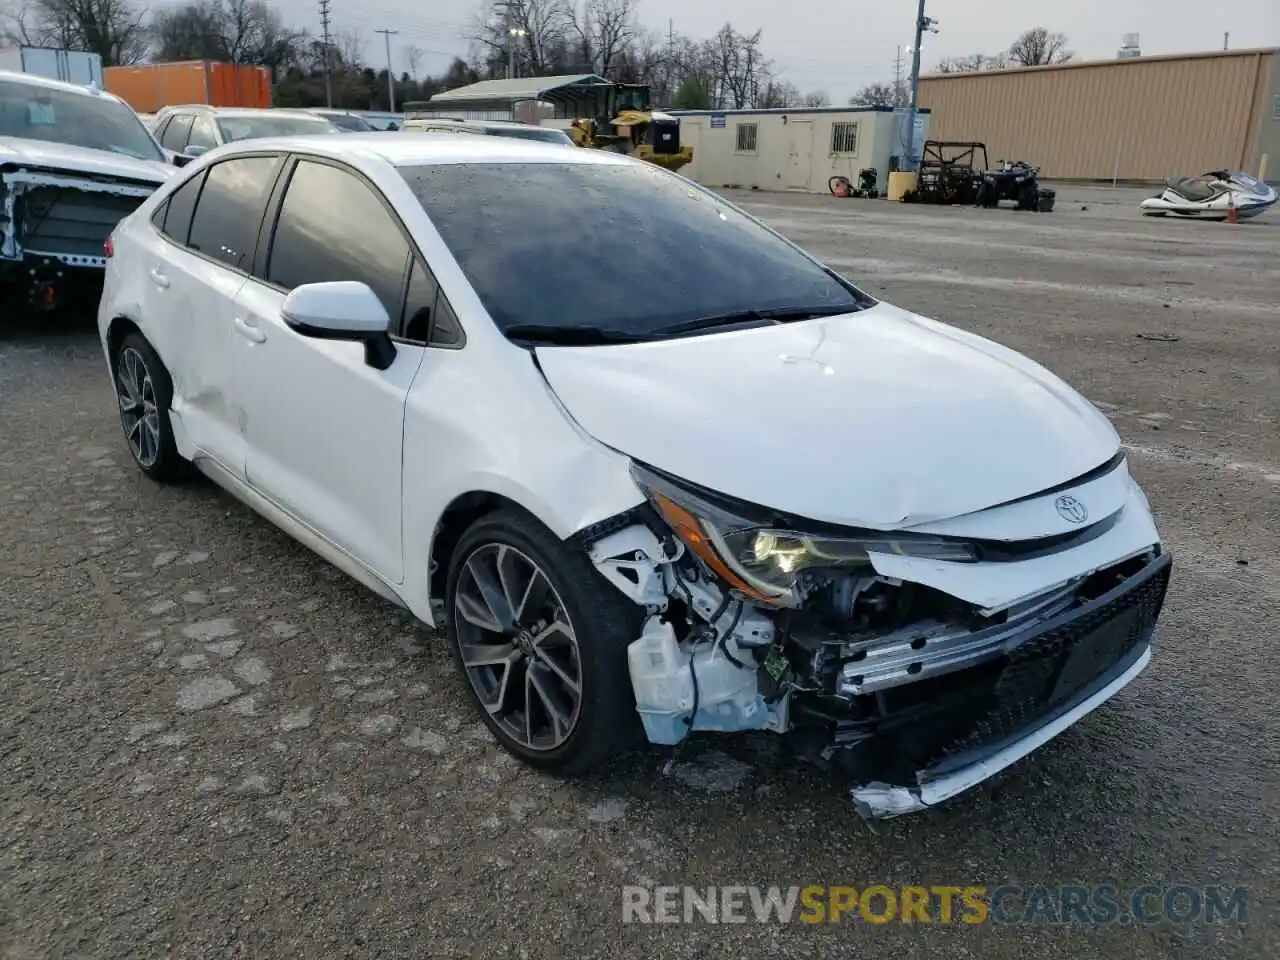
[1,185,1276,959]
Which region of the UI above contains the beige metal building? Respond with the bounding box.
[918,47,1279,183]
[668,107,931,194]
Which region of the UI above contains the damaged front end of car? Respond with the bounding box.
[583,458,1172,819]
[1,165,157,310]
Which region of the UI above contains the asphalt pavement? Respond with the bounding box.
[1,185,1276,958]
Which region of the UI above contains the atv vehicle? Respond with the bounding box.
[1140,170,1276,221]
[977,158,1056,212]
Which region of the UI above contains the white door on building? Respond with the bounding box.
[785,121,814,190]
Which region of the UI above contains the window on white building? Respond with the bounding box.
[735,122,758,153]
[830,121,858,155]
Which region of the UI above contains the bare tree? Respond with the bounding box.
[707,24,769,109]
[4,0,148,64]
[1007,27,1072,66]
[404,43,423,80]
[336,26,366,68]
[758,78,798,108]
[801,89,829,107]
[566,0,635,77]
[467,0,569,78]
[935,52,1008,73]
[849,81,897,108]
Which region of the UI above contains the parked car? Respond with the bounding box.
[151,105,338,160]
[401,116,575,145]
[98,134,1171,818]
[306,108,376,132]
[0,69,175,311]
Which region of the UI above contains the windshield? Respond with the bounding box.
[217,114,336,142]
[0,79,162,161]
[401,162,865,340]
[323,112,374,131]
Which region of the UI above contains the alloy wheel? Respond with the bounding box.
[116,346,161,468]
[454,543,583,751]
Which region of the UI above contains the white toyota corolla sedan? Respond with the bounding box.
[98,133,1172,818]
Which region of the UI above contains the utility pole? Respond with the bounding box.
[893,45,906,106]
[904,0,938,171]
[318,0,333,108]
[376,27,399,111]
[665,18,674,103]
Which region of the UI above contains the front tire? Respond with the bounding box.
[113,332,191,483]
[445,509,644,774]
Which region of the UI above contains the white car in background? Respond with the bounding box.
[0,69,175,311]
[97,134,1172,818]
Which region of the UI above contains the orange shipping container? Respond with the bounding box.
[104,61,271,113]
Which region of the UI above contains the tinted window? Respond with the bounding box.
[187,156,282,270]
[402,258,436,342]
[160,114,193,151]
[485,125,573,144]
[267,161,409,317]
[401,162,864,338]
[159,172,205,245]
[0,79,163,162]
[324,113,374,131]
[187,115,219,150]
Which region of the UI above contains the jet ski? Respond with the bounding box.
[1140,170,1276,220]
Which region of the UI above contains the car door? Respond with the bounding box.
[142,154,285,479]
[233,156,427,584]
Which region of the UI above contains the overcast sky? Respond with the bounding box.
[272,0,1280,103]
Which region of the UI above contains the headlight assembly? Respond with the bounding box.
[630,463,978,607]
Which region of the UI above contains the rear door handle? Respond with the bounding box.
[233,316,266,344]
[149,267,169,289]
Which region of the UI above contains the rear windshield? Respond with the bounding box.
[484,126,571,143]
[323,113,374,131]
[0,79,162,162]
[217,115,336,141]
[400,162,863,337]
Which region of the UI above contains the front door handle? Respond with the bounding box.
[233,316,266,344]
[149,267,169,289]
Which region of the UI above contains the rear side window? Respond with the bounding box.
[156,172,205,245]
[266,160,410,318]
[187,155,283,271]
[160,114,192,151]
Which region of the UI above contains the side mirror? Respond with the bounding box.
[281,281,397,370]
[171,152,191,168]
[185,144,210,158]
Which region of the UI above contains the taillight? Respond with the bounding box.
[103,236,114,258]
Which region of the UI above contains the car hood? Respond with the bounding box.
[534,303,1121,529]
[0,137,172,183]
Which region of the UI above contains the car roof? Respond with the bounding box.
[409,118,565,132]
[208,131,629,169]
[0,68,129,105]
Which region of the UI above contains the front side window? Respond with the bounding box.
[400,162,864,340]
[217,114,336,142]
[160,114,193,152]
[186,115,219,151]
[266,160,410,319]
[187,156,283,270]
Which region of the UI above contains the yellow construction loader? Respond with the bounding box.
[557,83,693,173]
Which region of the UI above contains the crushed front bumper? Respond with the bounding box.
[850,550,1172,818]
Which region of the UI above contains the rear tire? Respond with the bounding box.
[113,332,191,483]
[445,509,644,774]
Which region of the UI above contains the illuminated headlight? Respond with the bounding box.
[631,463,978,607]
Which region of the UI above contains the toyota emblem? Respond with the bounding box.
[1055,495,1089,524]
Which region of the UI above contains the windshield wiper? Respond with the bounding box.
[503,324,645,346]
[647,304,860,339]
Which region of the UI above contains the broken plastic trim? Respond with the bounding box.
[851,644,1151,819]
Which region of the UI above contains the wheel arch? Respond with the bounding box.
[427,491,550,614]
[105,315,144,369]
